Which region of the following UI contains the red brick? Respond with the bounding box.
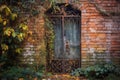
[21,0,120,68]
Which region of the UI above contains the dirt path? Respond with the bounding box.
[42,74,86,80]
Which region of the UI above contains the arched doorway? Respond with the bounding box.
[45,3,81,73]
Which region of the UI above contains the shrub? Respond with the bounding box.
[0,66,44,79]
[0,5,28,68]
[71,63,120,80]
[71,68,85,77]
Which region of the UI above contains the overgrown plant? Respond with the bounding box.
[0,5,28,68]
[71,63,120,80]
[44,17,55,59]
[88,0,120,16]
[0,66,44,79]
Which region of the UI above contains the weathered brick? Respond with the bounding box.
[20,0,120,68]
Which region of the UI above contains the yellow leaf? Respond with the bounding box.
[0,5,6,12]
[15,48,22,54]
[12,32,16,37]
[19,24,28,31]
[4,27,14,37]
[0,17,3,23]
[0,5,11,16]
[3,20,7,26]
[11,13,17,21]
[5,7,11,16]
[1,44,9,51]
[22,25,28,31]
[17,33,25,41]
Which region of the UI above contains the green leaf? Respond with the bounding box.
[12,32,16,37]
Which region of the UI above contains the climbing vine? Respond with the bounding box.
[44,17,55,60]
[0,0,57,68]
[88,0,120,16]
[0,5,28,67]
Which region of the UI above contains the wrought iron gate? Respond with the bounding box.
[46,3,81,73]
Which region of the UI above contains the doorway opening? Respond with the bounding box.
[45,3,81,73]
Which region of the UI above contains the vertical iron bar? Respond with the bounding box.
[62,15,64,73]
[62,15,65,58]
[79,16,81,67]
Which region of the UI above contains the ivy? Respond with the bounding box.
[88,0,120,16]
[71,63,120,80]
[0,5,28,67]
[44,17,55,59]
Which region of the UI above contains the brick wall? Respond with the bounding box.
[80,0,120,67]
[22,0,120,67]
[21,12,46,65]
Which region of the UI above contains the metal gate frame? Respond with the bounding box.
[46,3,81,73]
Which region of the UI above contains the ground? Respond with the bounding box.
[42,74,86,80]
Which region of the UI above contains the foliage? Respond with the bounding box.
[88,0,120,16]
[0,5,28,68]
[71,68,85,77]
[0,66,44,79]
[71,63,120,80]
[0,0,56,16]
[104,73,120,80]
[1,66,24,79]
[44,17,55,59]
